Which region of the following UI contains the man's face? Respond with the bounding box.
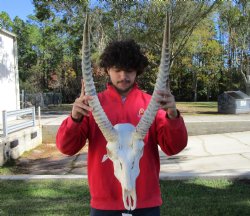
[107,67,137,96]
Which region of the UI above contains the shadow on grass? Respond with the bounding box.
[0,179,90,215]
[160,179,250,216]
[0,179,249,216]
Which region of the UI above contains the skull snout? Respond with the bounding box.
[123,189,136,211]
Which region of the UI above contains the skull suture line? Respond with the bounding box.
[81,13,170,210]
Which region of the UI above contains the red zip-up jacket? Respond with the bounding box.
[56,84,188,210]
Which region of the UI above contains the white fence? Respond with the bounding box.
[2,107,37,137]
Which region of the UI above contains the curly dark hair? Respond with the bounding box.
[99,39,149,76]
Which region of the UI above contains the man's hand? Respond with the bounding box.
[71,80,93,121]
[156,89,178,119]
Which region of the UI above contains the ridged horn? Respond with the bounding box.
[135,13,170,140]
[82,14,117,142]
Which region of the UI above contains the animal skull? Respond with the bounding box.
[81,13,170,210]
[106,123,144,210]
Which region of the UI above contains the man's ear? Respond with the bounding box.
[107,67,110,76]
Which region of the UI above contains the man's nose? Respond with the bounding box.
[120,71,127,79]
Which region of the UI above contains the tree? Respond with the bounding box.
[5,0,226,102]
[12,16,43,92]
[93,0,221,93]
[218,0,250,95]
[171,16,223,101]
[0,12,13,31]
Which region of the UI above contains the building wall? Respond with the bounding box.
[0,29,20,122]
[0,126,42,166]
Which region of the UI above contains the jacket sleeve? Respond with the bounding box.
[56,115,89,156]
[155,109,188,156]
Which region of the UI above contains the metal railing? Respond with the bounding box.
[2,107,36,137]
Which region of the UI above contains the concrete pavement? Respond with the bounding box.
[160,130,250,180]
[0,113,250,180]
[40,113,250,142]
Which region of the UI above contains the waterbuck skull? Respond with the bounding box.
[106,123,144,210]
[81,13,170,210]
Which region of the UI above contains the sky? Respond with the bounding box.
[0,0,35,21]
[0,0,99,21]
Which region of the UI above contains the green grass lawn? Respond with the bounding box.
[41,104,73,112]
[0,179,249,215]
[176,101,218,115]
[42,102,219,115]
[0,160,18,175]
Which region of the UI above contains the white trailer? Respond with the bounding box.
[0,28,20,122]
[0,29,43,167]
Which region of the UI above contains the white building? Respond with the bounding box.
[0,29,20,122]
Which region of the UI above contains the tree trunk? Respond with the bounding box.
[246,82,250,96]
[239,56,250,95]
[193,71,198,102]
[206,85,211,101]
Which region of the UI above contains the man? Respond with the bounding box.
[56,39,188,216]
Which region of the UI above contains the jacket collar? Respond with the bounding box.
[106,82,139,100]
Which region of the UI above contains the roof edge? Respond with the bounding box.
[0,28,17,38]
